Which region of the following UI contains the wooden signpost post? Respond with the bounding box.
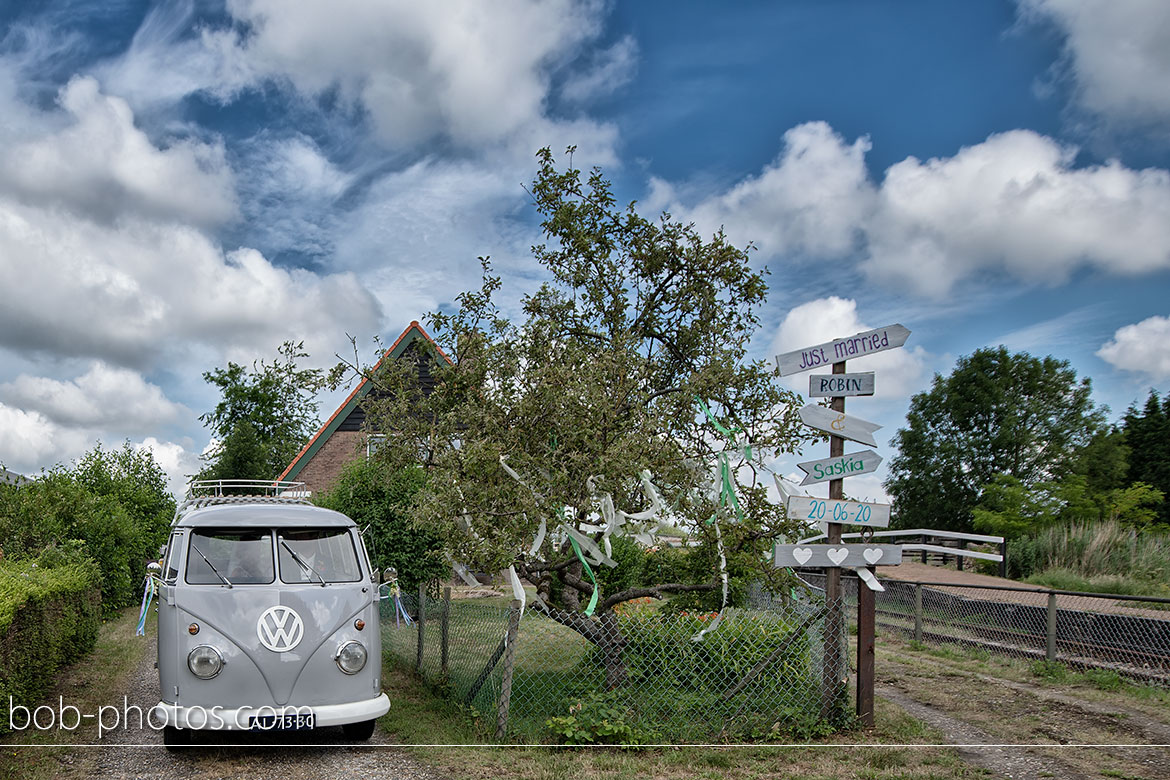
[775,322,911,728]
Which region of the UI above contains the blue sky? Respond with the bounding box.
[0,0,1167,501]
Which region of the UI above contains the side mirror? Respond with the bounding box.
[147,561,162,575]
[382,567,397,583]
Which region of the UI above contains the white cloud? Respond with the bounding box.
[1097,315,1170,380]
[561,35,638,103]
[658,122,874,257]
[0,195,382,367]
[136,437,202,499]
[0,363,187,432]
[771,296,927,400]
[865,130,1170,296]
[1019,0,1170,126]
[213,0,615,149]
[0,76,237,228]
[0,402,88,474]
[666,124,1170,298]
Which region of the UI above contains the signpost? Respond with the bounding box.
[797,450,882,486]
[774,324,910,377]
[785,495,891,527]
[809,372,875,398]
[773,544,902,568]
[798,405,882,447]
[775,323,911,728]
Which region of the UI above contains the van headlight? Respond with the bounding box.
[188,645,224,679]
[335,641,367,674]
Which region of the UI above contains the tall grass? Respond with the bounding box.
[1014,521,1170,596]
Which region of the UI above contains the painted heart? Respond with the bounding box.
[827,547,849,565]
[863,547,883,564]
[792,547,813,565]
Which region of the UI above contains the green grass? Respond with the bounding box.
[386,597,836,744]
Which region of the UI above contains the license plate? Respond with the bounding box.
[249,712,315,731]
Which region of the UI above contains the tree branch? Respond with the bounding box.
[601,581,719,612]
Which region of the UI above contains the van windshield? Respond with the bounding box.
[278,529,361,583]
[186,530,275,585]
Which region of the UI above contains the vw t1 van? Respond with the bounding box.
[152,481,389,747]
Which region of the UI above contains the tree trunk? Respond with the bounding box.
[598,611,627,689]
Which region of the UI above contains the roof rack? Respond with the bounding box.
[172,480,312,524]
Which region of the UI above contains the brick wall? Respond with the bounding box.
[297,430,365,497]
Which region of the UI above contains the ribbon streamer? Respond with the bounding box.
[566,535,601,616]
[135,575,157,636]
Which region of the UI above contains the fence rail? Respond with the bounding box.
[801,573,1170,687]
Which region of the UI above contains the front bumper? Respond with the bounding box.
[153,693,389,731]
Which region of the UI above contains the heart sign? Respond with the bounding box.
[792,548,813,565]
[827,548,849,565]
[863,548,884,564]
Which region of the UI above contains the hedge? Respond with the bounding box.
[0,560,102,732]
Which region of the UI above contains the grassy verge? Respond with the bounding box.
[378,657,980,780]
[0,606,149,780]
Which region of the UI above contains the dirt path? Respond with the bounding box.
[77,635,447,780]
[873,639,1170,780]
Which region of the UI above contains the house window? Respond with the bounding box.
[367,434,387,459]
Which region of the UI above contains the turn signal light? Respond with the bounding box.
[354,619,365,631]
[188,623,200,635]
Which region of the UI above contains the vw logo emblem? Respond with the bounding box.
[257,605,304,652]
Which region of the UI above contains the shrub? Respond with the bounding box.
[0,559,101,732]
[317,459,447,588]
[544,691,657,745]
[0,443,174,616]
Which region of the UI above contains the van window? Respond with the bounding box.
[163,532,183,583]
[278,529,361,583]
[186,530,275,585]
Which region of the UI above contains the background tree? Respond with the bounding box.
[317,458,446,588]
[198,341,326,482]
[1122,391,1170,528]
[886,346,1105,532]
[341,148,807,686]
[0,442,175,614]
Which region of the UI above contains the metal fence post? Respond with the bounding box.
[1046,591,1058,663]
[957,539,966,571]
[441,586,451,679]
[416,581,427,673]
[495,599,523,741]
[914,583,923,644]
[999,539,1008,578]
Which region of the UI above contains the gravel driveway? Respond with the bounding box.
[85,636,446,780]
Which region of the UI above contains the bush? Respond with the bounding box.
[544,691,657,745]
[611,605,810,690]
[317,459,447,588]
[0,559,102,732]
[0,443,174,616]
[1010,521,1170,593]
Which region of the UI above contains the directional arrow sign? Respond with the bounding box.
[773,544,902,568]
[797,450,883,486]
[809,372,875,398]
[798,404,882,447]
[786,495,891,528]
[775,324,911,376]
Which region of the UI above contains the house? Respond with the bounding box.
[277,320,453,498]
[0,467,30,487]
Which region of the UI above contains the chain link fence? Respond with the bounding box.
[381,584,850,742]
[801,572,1170,687]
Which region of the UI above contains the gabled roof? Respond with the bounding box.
[1,467,30,487]
[278,321,453,483]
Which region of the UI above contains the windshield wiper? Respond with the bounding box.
[190,543,232,588]
[280,539,326,587]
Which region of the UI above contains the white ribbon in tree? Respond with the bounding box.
[692,515,729,642]
[853,567,884,592]
[447,553,480,587]
[504,565,527,615]
[559,522,618,568]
